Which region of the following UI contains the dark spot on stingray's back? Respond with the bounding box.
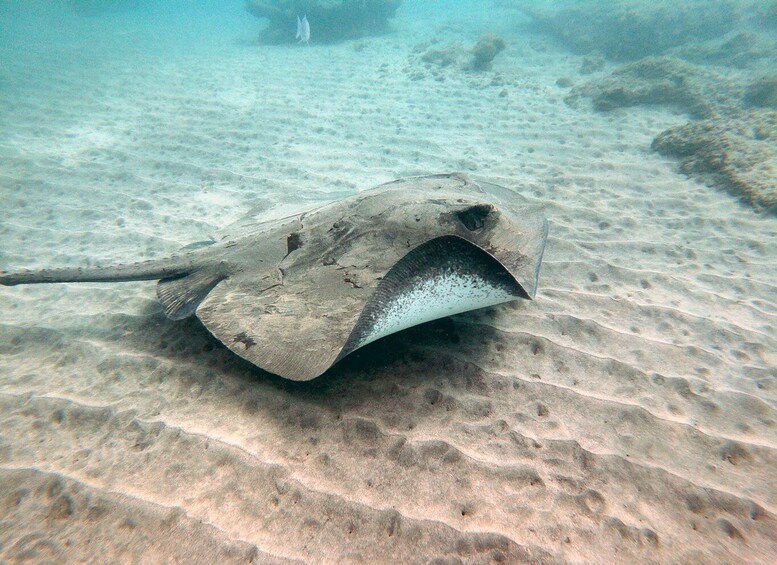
[234,332,256,348]
[328,220,350,238]
[456,204,493,231]
[285,232,303,256]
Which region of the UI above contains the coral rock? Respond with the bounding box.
[652,111,777,211]
[565,57,740,118]
[469,34,507,71]
[246,0,402,43]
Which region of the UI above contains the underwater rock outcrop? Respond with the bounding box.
[564,57,740,119]
[469,34,507,71]
[652,111,777,211]
[568,55,776,212]
[518,0,740,62]
[245,0,402,43]
[412,35,508,78]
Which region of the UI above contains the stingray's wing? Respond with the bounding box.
[196,263,370,380]
[195,235,536,381]
[196,205,383,380]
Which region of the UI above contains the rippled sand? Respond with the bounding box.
[1,8,775,564]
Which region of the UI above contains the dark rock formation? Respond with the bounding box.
[652,111,777,211]
[567,54,775,212]
[518,0,740,62]
[564,57,741,119]
[468,34,506,71]
[245,0,402,43]
[413,35,507,76]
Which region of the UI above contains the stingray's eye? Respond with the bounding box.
[456,204,493,231]
[285,232,303,257]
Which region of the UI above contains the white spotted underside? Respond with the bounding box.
[354,272,517,349]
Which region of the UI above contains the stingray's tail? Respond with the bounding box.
[0,256,197,286]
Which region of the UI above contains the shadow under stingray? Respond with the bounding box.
[133,296,509,392]
[1,293,509,430]
[125,297,506,399]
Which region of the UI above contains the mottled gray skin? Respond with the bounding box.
[0,174,548,380]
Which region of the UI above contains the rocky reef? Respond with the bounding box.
[411,34,508,78]
[518,0,740,62]
[469,35,507,71]
[669,31,777,68]
[567,56,776,212]
[246,0,402,43]
[652,112,777,211]
[564,57,741,118]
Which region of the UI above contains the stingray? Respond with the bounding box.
[0,173,548,380]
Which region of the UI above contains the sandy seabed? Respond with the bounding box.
[0,7,775,564]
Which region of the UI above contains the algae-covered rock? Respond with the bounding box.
[246,0,402,43]
[565,57,740,118]
[652,111,777,211]
[566,54,776,212]
[412,35,507,77]
[468,34,506,71]
[518,0,740,62]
